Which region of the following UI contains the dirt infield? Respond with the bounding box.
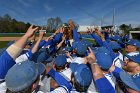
[0,37,20,41]
[0,37,47,41]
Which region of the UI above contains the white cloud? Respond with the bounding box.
[76,17,98,25]
[17,0,31,7]
[44,4,53,12]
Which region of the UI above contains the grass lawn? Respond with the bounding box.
[0,33,53,37]
[0,34,23,37]
[0,41,9,48]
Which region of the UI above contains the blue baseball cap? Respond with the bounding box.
[126,39,140,48]
[54,55,67,67]
[5,61,46,92]
[37,52,50,63]
[32,51,50,63]
[120,71,140,92]
[110,35,122,43]
[82,40,93,47]
[75,42,87,56]
[95,51,113,70]
[72,41,79,49]
[46,56,53,63]
[70,63,92,86]
[109,42,121,49]
[96,47,110,55]
[90,47,98,54]
[125,54,140,64]
[65,46,72,52]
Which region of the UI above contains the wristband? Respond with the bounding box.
[91,62,98,66]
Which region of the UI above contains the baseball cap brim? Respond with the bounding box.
[120,71,140,92]
[69,63,79,72]
[36,63,46,75]
[125,41,140,48]
[125,54,140,64]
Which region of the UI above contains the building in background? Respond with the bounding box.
[129,31,140,40]
[77,25,101,34]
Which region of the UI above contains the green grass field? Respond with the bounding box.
[0,33,53,37]
[0,34,23,37]
[0,41,9,48]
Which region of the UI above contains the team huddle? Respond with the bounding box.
[0,20,140,93]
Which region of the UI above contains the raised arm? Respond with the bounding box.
[7,25,38,60]
[95,30,116,59]
[89,28,103,46]
[69,19,80,42]
[86,47,116,93]
[0,25,38,79]
[57,35,66,49]
[31,30,45,54]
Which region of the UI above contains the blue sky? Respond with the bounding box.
[0,0,140,27]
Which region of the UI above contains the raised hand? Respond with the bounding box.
[95,28,105,41]
[68,19,73,24]
[25,25,38,38]
[86,47,96,64]
[39,29,45,40]
[55,28,60,34]
[68,19,75,30]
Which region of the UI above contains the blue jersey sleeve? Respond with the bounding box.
[53,33,63,44]
[38,40,46,49]
[73,28,80,42]
[112,66,122,79]
[104,32,110,43]
[43,39,53,48]
[91,33,103,46]
[0,51,16,79]
[95,77,116,93]
[25,50,33,60]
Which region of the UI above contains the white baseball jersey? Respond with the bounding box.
[0,82,7,93]
[71,57,85,64]
[15,53,29,63]
[104,73,116,90]
[113,52,123,68]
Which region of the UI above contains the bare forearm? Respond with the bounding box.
[31,39,42,53]
[91,63,105,81]
[100,35,105,41]
[6,35,30,60]
[14,35,29,49]
[57,39,65,49]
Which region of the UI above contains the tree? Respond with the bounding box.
[47,18,55,31]
[3,14,12,21]
[46,17,62,32]
[0,14,32,33]
[54,17,62,29]
[119,24,130,34]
